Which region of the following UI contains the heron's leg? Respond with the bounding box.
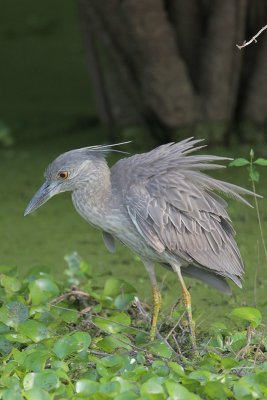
[171,263,196,350]
[142,259,161,341]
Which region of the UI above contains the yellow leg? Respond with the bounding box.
[142,260,161,341]
[172,263,196,350]
[150,284,162,341]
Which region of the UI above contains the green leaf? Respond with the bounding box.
[169,362,185,377]
[96,333,132,352]
[220,357,239,370]
[93,312,131,334]
[17,320,51,342]
[114,391,139,400]
[238,371,267,387]
[24,388,52,400]
[23,371,59,391]
[233,382,254,399]
[0,337,12,355]
[24,266,51,282]
[80,260,92,277]
[0,301,29,328]
[53,332,91,359]
[229,158,250,167]
[254,158,267,166]
[60,308,78,323]
[203,381,231,400]
[0,322,10,334]
[147,341,173,358]
[76,379,99,395]
[135,332,149,345]
[249,168,260,182]
[28,279,59,305]
[231,307,262,328]
[24,350,50,372]
[152,361,169,377]
[140,377,165,398]
[101,354,125,368]
[112,377,137,394]
[165,381,201,400]
[103,278,135,298]
[0,265,17,275]
[96,363,110,378]
[99,381,120,395]
[50,360,69,372]
[103,278,122,297]
[114,293,135,310]
[4,332,30,344]
[0,274,21,292]
[1,388,24,400]
[188,370,214,384]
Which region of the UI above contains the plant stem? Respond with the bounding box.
[250,157,267,266]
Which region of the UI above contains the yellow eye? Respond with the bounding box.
[58,171,69,179]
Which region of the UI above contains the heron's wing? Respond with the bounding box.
[112,139,257,287]
[125,178,244,286]
[102,231,116,253]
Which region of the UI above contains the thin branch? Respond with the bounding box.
[236,25,267,50]
[50,289,91,305]
[164,312,184,341]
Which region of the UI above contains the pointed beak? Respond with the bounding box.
[24,181,61,216]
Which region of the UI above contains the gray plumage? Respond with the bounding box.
[24,138,257,295]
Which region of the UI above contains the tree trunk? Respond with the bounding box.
[120,0,197,127]
[199,0,247,122]
[241,32,267,123]
[77,0,267,142]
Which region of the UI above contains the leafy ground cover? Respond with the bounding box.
[0,252,266,400]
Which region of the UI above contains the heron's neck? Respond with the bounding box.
[71,159,112,226]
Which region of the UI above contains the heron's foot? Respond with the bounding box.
[150,285,162,341]
[182,288,197,352]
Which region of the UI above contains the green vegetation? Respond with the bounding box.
[0,253,266,399]
[229,150,267,266]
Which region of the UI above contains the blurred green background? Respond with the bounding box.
[1,0,267,326]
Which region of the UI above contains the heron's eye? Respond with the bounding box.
[58,171,69,179]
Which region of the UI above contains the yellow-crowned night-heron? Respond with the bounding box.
[24,138,255,346]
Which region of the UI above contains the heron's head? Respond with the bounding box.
[24,142,129,216]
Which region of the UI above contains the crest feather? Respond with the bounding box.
[80,141,131,155]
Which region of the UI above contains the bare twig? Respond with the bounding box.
[253,341,263,368]
[236,25,267,50]
[165,312,185,341]
[172,334,182,356]
[133,296,150,319]
[50,289,91,305]
[236,325,252,359]
[79,306,93,315]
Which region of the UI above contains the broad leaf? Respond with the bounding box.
[229,158,249,167]
[231,307,262,328]
[254,158,267,166]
